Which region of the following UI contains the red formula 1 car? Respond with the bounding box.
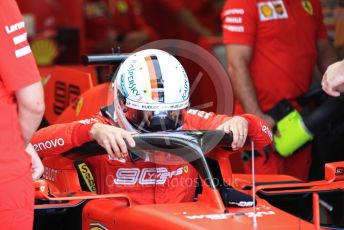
[34,55,344,230]
[33,129,344,230]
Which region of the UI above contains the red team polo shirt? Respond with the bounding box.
[0,1,41,183]
[222,0,328,113]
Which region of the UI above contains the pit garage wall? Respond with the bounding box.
[16,0,86,62]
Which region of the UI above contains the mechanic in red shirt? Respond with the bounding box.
[32,49,272,204]
[0,1,45,229]
[222,0,337,180]
[84,0,158,53]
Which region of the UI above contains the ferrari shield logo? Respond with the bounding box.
[301,0,313,15]
[183,165,189,173]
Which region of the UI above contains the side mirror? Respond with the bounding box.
[325,162,344,182]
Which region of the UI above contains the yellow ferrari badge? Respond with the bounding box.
[183,165,189,173]
[301,0,313,15]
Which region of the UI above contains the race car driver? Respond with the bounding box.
[31,49,272,204]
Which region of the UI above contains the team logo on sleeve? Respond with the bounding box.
[33,138,65,151]
[257,1,288,21]
[261,5,273,17]
[5,21,32,58]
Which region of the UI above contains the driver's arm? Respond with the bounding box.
[31,113,135,159]
[31,114,106,157]
[184,110,272,150]
[239,114,273,150]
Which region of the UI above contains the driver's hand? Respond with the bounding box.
[89,123,136,159]
[217,116,248,150]
[26,143,44,180]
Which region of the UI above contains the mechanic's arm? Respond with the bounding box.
[316,40,338,75]
[226,45,275,128]
[16,81,45,144]
[31,116,104,156]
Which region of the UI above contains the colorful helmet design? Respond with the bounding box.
[114,49,190,132]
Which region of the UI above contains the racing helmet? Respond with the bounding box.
[114,49,190,132]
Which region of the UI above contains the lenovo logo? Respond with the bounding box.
[33,138,65,152]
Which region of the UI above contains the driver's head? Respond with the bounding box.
[114,49,190,132]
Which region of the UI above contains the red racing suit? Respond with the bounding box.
[32,109,272,204]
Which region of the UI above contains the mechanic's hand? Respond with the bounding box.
[217,116,248,150]
[89,123,136,159]
[26,143,44,180]
[322,60,344,97]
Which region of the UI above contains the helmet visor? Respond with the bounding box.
[125,108,186,132]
